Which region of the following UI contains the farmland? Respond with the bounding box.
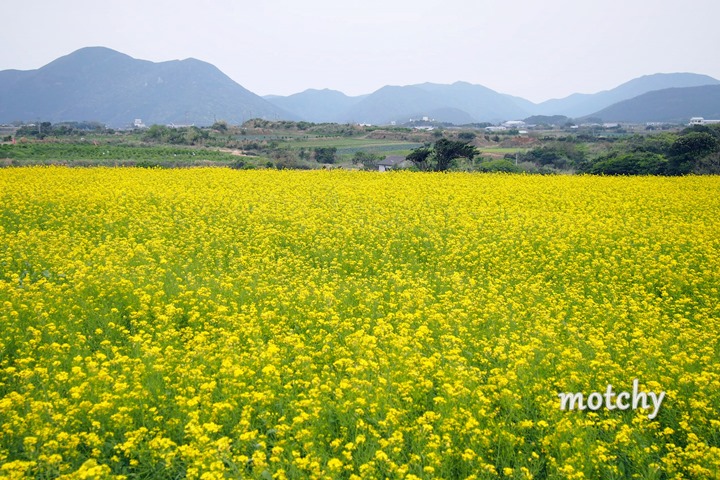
[4,119,720,174]
[0,144,244,168]
[0,168,719,479]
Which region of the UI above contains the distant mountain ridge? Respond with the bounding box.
[265,82,537,124]
[0,47,292,127]
[535,73,720,117]
[1,47,719,126]
[587,85,720,123]
[262,89,366,123]
[267,73,720,124]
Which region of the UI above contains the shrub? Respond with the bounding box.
[477,159,521,173]
[586,152,668,175]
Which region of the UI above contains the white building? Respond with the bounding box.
[689,117,720,126]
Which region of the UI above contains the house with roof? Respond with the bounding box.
[377,155,405,172]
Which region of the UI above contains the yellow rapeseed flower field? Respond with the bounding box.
[0,167,719,479]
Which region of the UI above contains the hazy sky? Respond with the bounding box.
[3,0,719,103]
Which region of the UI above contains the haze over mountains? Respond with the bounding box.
[268,74,720,124]
[1,47,719,127]
[588,85,720,123]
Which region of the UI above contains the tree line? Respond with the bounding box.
[495,125,720,175]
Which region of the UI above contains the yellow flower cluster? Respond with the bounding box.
[0,168,719,479]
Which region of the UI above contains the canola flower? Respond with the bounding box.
[0,167,719,479]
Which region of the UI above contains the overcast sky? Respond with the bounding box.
[2,0,719,103]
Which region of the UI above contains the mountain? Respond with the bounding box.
[2,47,719,127]
[334,85,447,124]
[586,85,720,123]
[274,82,535,125]
[0,47,292,127]
[264,89,366,123]
[535,73,720,117]
[413,82,535,121]
[265,74,720,125]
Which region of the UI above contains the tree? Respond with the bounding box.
[458,131,476,142]
[313,146,337,164]
[670,132,718,158]
[406,139,478,172]
[521,143,586,171]
[406,145,433,171]
[694,151,720,174]
[143,124,170,142]
[352,151,383,169]
[668,132,719,175]
[211,120,228,132]
[16,122,52,139]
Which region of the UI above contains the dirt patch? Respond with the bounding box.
[216,148,250,157]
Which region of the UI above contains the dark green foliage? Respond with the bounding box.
[477,159,521,173]
[406,139,477,172]
[243,120,364,138]
[405,146,433,171]
[520,143,585,170]
[667,132,720,174]
[694,151,720,174]
[269,148,313,170]
[669,132,718,158]
[681,124,714,136]
[457,131,476,141]
[585,152,668,175]
[211,121,228,132]
[710,124,720,139]
[433,139,477,171]
[143,125,210,145]
[577,127,720,175]
[16,122,53,139]
[13,121,112,140]
[134,160,165,169]
[625,133,676,155]
[313,146,337,164]
[230,159,246,169]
